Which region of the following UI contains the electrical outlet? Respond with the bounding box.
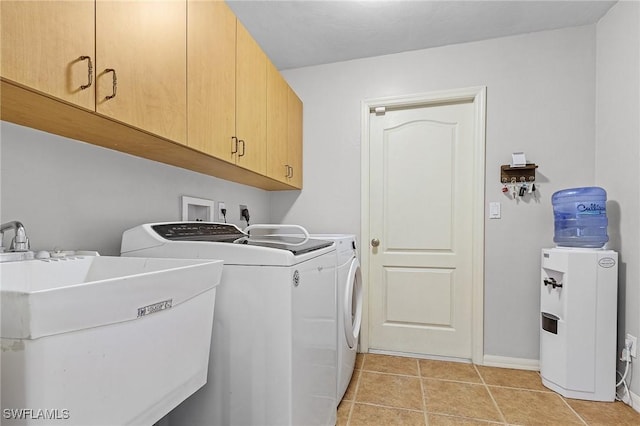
[239,204,250,222]
[218,202,226,221]
[626,334,637,358]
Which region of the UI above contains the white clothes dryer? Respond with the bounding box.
[311,234,362,403]
[121,223,337,426]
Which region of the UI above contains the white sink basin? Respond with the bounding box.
[1,255,224,425]
[1,255,222,339]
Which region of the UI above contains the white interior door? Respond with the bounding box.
[367,96,481,359]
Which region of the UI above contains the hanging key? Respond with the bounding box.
[519,182,527,197]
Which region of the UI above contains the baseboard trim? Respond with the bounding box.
[367,348,472,364]
[482,355,540,371]
[628,389,640,413]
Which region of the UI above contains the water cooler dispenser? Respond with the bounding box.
[540,248,618,401]
[540,187,618,401]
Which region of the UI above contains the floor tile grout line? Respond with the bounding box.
[426,412,509,425]
[350,400,427,414]
[418,359,430,426]
[558,396,589,426]
[360,368,421,379]
[422,376,486,386]
[474,363,508,424]
[485,383,560,394]
[482,377,590,425]
[345,367,361,426]
[352,354,640,424]
[363,367,488,384]
[420,369,507,424]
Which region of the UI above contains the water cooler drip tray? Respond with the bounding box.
[541,312,558,334]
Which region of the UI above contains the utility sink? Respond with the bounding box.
[1,255,222,339]
[1,254,224,425]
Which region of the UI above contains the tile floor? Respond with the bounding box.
[337,353,640,426]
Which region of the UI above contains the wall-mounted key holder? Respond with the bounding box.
[500,163,538,183]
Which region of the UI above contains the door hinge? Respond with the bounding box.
[373,106,386,116]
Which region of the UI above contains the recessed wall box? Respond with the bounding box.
[181,196,215,222]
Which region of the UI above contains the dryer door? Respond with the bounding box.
[344,258,363,349]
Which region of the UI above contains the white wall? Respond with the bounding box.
[0,122,270,256]
[595,0,640,399]
[3,14,632,376]
[276,25,598,360]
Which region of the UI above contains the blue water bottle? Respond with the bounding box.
[552,187,609,248]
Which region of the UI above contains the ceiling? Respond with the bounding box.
[226,0,617,70]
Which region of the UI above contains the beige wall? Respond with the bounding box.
[595,0,640,398]
[276,25,598,361]
[0,122,270,255]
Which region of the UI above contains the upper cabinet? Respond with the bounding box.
[267,59,304,188]
[1,0,186,144]
[0,0,96,110]
[235,20,267,175]
[187,0,236,162]
[287,88,303,189]
[266,60,288,184]
[95,0,186,144]
[188,1,267,175]
[1,0,301,190]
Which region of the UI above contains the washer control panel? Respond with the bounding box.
[151,223,244,242]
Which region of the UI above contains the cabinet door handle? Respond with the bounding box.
[288,166,294,179]
[79,56,93,90]
[231,136,238,154]
[104,68,117,100]
[238,139,246,157]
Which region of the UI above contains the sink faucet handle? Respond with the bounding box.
[0,221,30,252]
[11,226,29,251]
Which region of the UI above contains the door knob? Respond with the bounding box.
[371,238,380,247]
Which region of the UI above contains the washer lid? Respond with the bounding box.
[310,234,357,262]
[240,237,333,255]
[151,222,332,255]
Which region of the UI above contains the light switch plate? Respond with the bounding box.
[489,202,501,219]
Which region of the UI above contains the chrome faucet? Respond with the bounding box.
[0,220,30,252]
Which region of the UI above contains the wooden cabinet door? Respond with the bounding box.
[1,0,95,110]
[287,88,303,188]
[235,20,266,174]
[95,0,186,144]
[187,0,236,162]
[266,60,289,183]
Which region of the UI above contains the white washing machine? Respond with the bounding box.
[311,234,362,403]
[121,223,337,426]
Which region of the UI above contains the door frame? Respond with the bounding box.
[360,86,487,364]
